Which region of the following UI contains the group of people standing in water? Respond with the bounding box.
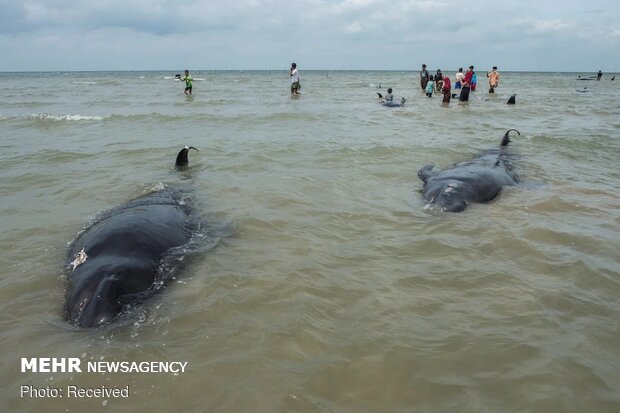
[420,64,500,103]
[178,64,501,102]
[286,62,503,104]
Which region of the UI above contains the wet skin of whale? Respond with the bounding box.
[418,130,520,212]
[382,97,406,107]
[377,93,406,107]
[65,148,200,328]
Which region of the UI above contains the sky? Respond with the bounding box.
[1,0,619,72]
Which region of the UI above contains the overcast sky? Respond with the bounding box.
[1,0,619,72]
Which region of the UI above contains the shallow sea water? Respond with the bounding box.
[1,70,619,412]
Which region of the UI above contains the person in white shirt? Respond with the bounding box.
[383,88,394,102]
[290,63,301,95]
[454,68,464,90]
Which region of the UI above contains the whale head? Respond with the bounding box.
[434,184,467,212]
[66,258,155,328]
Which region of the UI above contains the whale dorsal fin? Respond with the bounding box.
[501,129,520,146]
[175,146,199,166]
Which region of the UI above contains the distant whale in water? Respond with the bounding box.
[376,93,406,107]
[418,130,521,212]
[65,148,203,328]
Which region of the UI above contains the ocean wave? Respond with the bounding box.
[23,112,197,124]
[166,76,205,81]
[30,113,108,122]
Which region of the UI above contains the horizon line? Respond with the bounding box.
[0,69,615,74]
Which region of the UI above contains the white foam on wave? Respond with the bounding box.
[150,182,167,192]
[31,113,107,121]
[72,81,98,85]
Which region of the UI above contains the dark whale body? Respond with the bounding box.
[418,130,520,212]
[382,97,406,107]
[65,149,201,328]
[376,93,406,107]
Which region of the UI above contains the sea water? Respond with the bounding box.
[1,71,619,412]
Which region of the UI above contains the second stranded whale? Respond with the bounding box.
[418,130,521,212]
[64,147,204,328]
[377,92,406,107]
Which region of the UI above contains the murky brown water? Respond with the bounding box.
[1,71,619,412]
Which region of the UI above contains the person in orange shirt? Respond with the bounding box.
[487,66,500,93]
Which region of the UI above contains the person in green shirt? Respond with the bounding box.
[178,69,193,95]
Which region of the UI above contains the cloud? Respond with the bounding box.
[344,21,364,34]
[0,0,619,71]
[1,0,243,34]
[514,18,570,34]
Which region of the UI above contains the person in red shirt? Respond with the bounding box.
[442,75,452,104]
[459,65,474,101]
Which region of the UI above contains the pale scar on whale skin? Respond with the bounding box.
[69,248,88,271]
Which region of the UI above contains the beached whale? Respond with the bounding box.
[382,97,406,107]
[418,130,520,212]
[377,93,406,107]
[64,147,202,328]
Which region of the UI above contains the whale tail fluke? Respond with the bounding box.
[501,129,520,146]
[175,146,199,166]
